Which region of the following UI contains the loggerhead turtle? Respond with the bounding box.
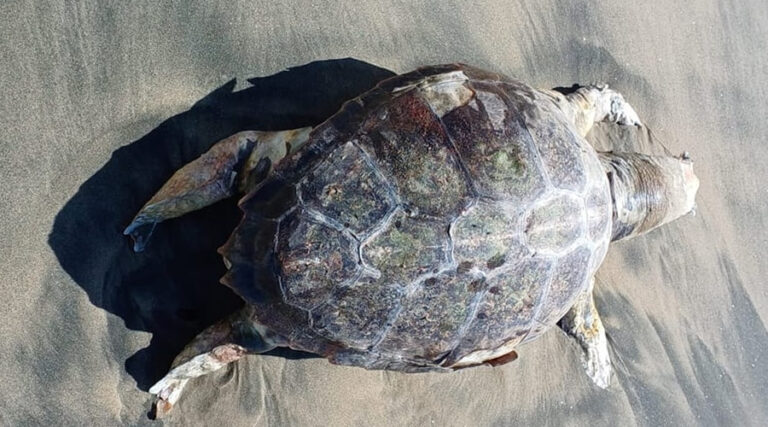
[124,64,699,416]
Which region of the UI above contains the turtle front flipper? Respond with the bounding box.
[546,85,642,137]
[557,277,612,388]
[124,127,312,251]
[149,306,278,418]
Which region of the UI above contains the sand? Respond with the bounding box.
[2,1,767,425]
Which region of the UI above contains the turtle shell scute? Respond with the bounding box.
[299,141,395,236]
[276,209,360,311]
[310,276,404,349]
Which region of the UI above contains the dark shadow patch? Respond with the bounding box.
[48,58,396,391]
[610,314,690,425]
[646,316,715,425]
[717,254,768,420]
[592,286,645,365]
[688,335,744,426]
[551,84,582,96]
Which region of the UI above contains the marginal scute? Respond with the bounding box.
[523,192,585,254]
[590,240,609,273]
[441,82,547,202]
[585,184,612,241]
[299,141,394,235]
[239,176,298,219]
[219,215,280,302]
[475,90,506,131]
[276,210,359,310]
[456,64,505,82]
[415,71,474,117]
[362,211,450,284]
[310,277,403,349]
[523,245,593,342]
[448,256,553,365]
[359,91,471,217]
[375,272,480,360]
[330,350,446,373]
[584,148,607,183]
[582,152,612,241]
[451,201,529,273]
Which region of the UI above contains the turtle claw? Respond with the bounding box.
[149,377,189,418]
[123,219,157,252]
[610,94,643,128]
[689,202,698,216]
[151,398,173,419]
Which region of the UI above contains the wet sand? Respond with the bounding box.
[2,1,767,425]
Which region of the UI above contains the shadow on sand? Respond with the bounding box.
[48,58,396,391]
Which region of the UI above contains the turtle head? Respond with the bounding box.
[600,152,699,242]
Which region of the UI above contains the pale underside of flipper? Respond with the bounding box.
[149,307,277,418]
[543,84,643,138]
[558,277,612,388]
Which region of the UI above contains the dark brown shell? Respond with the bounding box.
[219,64,612,371]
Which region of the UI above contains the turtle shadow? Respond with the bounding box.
[48,58,396,391]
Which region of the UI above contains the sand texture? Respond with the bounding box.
[2,1,767,425]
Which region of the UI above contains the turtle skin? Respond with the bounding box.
[218,64,612,372]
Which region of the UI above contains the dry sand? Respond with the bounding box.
[2,1,767,425]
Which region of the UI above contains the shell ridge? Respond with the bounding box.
[443,254,548,365]
[349,138,402,239]
[273,216,292,307]
[443,286,491,365]
[371,265,470,359]
[516,256,557,344]
[358,206,403,279]
[424,89,481,199]
[368,299,406,350]
[446,198,479,272]
[519,189,585,255]
[512,103,555,192]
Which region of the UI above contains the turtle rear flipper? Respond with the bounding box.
[558,277,612,388]
[149,307,278,418]
[124,128,311,251]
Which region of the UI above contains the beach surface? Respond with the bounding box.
[2,1,767,425]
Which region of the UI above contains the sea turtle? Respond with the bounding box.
[124,63,699,417]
